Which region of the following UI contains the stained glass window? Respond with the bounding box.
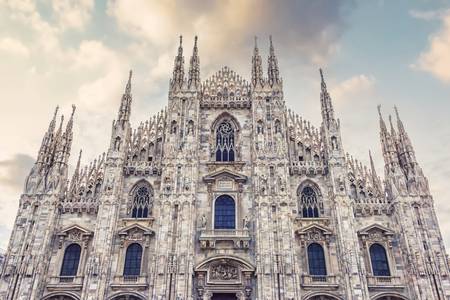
[123,243,143,276]
[214,195,236,229]
[215,121,235,162]
[60,244,81,276]
[307,243,327,276]
[370,243,390,276]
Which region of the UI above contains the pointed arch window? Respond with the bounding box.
[123,243,143,276]
[299,186,320,218]
[307,243,327,276]
[131,182,153,218]
[215,121,235,162]
[370,244,390,276]
[60,243,81,276]
[214,195,236,229]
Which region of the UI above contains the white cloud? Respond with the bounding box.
[51,0,94,30]
[330,74,376,103]
[413,10,450,83]
[409,9,446,21]
[0,37,29,57]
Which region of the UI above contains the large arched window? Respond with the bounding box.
[307,243,327,276]
[131,182,153,218]
[60,243,81,276]
[299,186,320,218]
[370,244,390,276]
[123,243,143,276]
[214,195,236,229]
[215,121,235,162]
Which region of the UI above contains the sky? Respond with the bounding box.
[0,0,450,250]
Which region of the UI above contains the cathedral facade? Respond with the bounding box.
[1,36,450,300]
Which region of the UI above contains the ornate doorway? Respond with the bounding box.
[212,293,238,300]
[195,256,255,300]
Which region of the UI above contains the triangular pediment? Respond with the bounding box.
[203,168,247,183]
[118,223,154,236]
[296,223,332,236]
[57,224,93,236]
[358,223,395,236]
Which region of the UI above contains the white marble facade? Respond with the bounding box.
[1,36,450,300]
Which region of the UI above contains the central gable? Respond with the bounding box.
[201,66,251,109]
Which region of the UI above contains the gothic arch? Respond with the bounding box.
[42,292,80,300]
[128,179,154,218]
[371,293,409,300]
[211,112,241,133]
[297,180,323,217]
[107,292,146,300]
[303,291,343,300]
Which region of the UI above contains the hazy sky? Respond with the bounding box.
[0,0,450,250]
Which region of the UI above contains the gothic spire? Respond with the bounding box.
[117,70,132,123]
[378,105,400,173]
[319,69,336,129]
[394,106,415,161]
[171,35,185,89]
[369,150,383,193]
[251,36,263,87]
[69,149,82,194]
[188,36,200,89]
[267,36,281,86]
[37,106,59,164]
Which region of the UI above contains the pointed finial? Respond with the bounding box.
[254,36,258,48]
[269,35,273,49]
[377,104,382,118]
[194,35,198,47]
[125,70,132,94]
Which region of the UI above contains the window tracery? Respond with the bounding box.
[298,185,321,218]
[130,182,153,218]
[215,121,235,162]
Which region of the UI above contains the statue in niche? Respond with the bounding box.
[243,215,250,229]
[200,214,207,229]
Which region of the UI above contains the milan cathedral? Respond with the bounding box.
[1,36,449,300]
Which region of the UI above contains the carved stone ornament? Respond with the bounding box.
[209,263,239,281]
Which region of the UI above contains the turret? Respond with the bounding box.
[188,36,200,89]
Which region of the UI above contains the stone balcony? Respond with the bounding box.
[47,276,84,291]
[300,274,339,289]
[123,161,161,177]
[199,229,251,249]
[110,275,148,290]
[289,161,327,176]
[367,276,405,291]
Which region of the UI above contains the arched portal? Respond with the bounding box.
[42,293,79,300]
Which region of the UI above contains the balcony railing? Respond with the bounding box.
[301,274,339,288]
[199,229,251,249]
[289,161,326,176]
[366,275,405,290]
[123,161,161,176]
[110,275,148,290]
[47,276,84,291]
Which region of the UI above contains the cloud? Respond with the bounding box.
[107,0,354,70]
[409,9,447,21]
[413,10,450,83]
[0,154,34,190]
[330,74,376,103]
[51,0,94,31]
[0,37,30,57]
